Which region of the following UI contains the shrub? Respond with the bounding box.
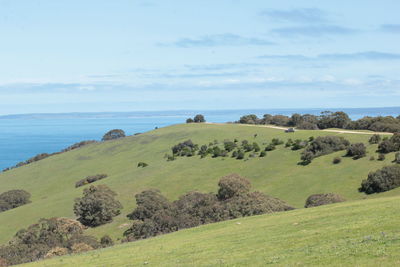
[172,140,198,157]
[100,235,114,248]
[252,142,260,152]
[71,243,94,253]
[265,144,276,151]
[291,139,307,150]
[378,133,400,153]
[102,129,126,141]
[378,153,386,161]
[61,140,97,152]
[123,174,293,242]
[236,150,245,160]
[186,118,194,123]
[137,162,148,168]
[74,185,122,227]
[370,156,375,161]
[271,138,284,146]
[259,151,266,157]
[127,189,171,221]
[217,174,251,200]
[75,174,108,188]
[238,114,260,124]
[0,189,31,212]
[359,165,400,194]
[369,134,381,144]
[301,136,350,164]
[285,139,294,147]
[223,140,236,152]
[304,193,345,208]
[333,157,341,164]
[0,217,98,265]
[193,114,206,123]
[346,143,367,159]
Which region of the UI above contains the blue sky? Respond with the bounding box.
[0,0,399,115]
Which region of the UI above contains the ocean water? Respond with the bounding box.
[1,107,399,171]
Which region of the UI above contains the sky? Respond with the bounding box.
[0,0,400,115]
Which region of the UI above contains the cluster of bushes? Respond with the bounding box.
[304,193,345,208]
[73,185,122,227]
[0,217,112,266]
[0,190,31,213]
[186,114,206,123]
[285,138,310,150]
[377,133,400,153]
[75,174,108,188]
[359,165,400,194]
[168,138,288,161]
[300,136,350,164]
[2,140,97,172]
[123,174,294,241]
[237,111,400,133]
[137,162,148,168]
[102,129,126,141]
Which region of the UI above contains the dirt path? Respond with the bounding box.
[205,122,392,135]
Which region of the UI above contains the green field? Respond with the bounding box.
[23,195,400,266]
[0,123,399,246]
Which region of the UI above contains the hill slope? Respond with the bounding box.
[24,195,400,266]
[0,123,399,244]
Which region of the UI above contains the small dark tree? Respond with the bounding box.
[259,151,266,157]
[369,134,381,144]
[127,189,171,221]
[236,151,245,160]
[102,129,126,141]
[193,114,206,123]
[186,118,194,123]
[332,157,341,164]
[217,174,251,201]
[74,185,122,227]
[346,143,367,159]
[100,235,114,248]
[137,162,148,168]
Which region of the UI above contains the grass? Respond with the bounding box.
[0,123,399,244]
[23,195,400,266]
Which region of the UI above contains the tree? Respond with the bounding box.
[395,152,400,164]
[186,118,194,123]
[193,114,205,123]
[238,114,259,124]
[217,174,251,200]
[359,165,400,194]
[369,134,381,144]
[102,129,126,141]
[346,143,367,159]
[127,189,171,221]
[74,185,122,227]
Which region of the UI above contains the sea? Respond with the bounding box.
[1,107,399,171]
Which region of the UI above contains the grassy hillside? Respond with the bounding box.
[0,123,399,244]
[23,195,400,266]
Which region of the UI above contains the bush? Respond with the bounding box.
[0,189,31,212]
[137,162,148,168]
[0,217,98,265]
[359,165,400,194]
[123,174,293,242]
[217,174,251,201]
[265,144,276,151]
[238,114,260,124]
[301,136,350,164]
[260,151,266,157]
[333,157,341,164]
[378,133,400,153]
[75,174,108,188]
[346,143,367,159]
[223,140,236,152]
[369,134,381,144]
[236,150,245,160]
[100,235,114,248]
[102,129,126,141]
[74,185,122,227]
[172,140,198,157]
[378,153,386,161]
[291,139,307,150]
[370,156,375,161]
[304,193,345,208]
[186,118,194,123]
